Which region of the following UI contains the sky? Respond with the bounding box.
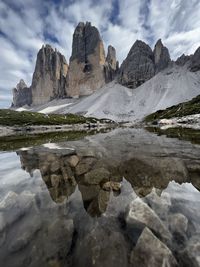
[0,0,200,108]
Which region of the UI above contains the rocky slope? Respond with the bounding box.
[32,65,199,122]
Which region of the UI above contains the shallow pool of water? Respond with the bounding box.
[0,128,200,267]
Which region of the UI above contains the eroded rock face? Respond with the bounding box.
[118,40,155,88]
[176,54,191,66]
[190,47,200,72]
[12,79,32,107]
[31,44,68,105]
[153,39,171,73]
[67,22,106,97]
[104,45,119,82]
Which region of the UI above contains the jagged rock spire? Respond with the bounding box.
[153,39,171,73]
[67,22,106,97]
[31,44,68,105]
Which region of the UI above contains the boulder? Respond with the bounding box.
[153,39,171,73]
[102,181,121,191]
[130,227,178,267]
[126,197,171,244]
[67,22,106,97]
[83,167,110,185]
[118,40,155,88]
[31,44,68,105]
[12,79,32,107]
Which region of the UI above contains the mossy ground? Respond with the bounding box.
[145,95,200,122]
[0,109,106,126]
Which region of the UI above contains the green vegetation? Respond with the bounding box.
[0,109,109,126]
[145,95,200,122]
[146,126,200,145]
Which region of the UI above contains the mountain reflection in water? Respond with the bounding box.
[0,128,200,267]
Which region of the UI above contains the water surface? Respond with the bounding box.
[0,128,200,267]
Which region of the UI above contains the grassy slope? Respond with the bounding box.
[145,95,200,122]
[0,109,108,126]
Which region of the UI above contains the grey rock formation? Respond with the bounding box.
[176,54,191,66]
[67,22,106,97]
[118,40,155,88]
[190,47,200,72]
[12,79,32,107]
[31,44,68,105]
[104,45,119,82]
[153,39,171,73]
[130,227,178,267]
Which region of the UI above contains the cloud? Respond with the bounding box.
[0,0,200,108]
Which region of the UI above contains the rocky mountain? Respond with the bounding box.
[104,45,119,83]
[11,21,200,120]
[68,22,106,97]
[153,39,171,73]
[118,39,171,88]
[31,44,68,105]
[12,79,32,107]
[118,40,155,88]
[12,22,118,107]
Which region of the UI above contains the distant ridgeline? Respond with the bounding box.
[11,22,200,108]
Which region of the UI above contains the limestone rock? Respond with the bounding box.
[118,40,155,88]
[12,79,32,107]
[190,47,200,72]
[176,54,191,66]
[73,227,128,267]
[130,227,178,267]
[153,39,171,73]
[104,45,118,82]
[126,197,171,244]
[67,22,106,97]
[83,167,110,185]
[169,213,188,234]
[31,44,68,105]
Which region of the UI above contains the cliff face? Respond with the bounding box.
[190,47,200,72]
[31,45,68,105]
[104,45,119,83]
[153,39,171,73]
[67,22,106,98]
[12,79,32,107]
[118,40,155,88]
[118,39,171,89]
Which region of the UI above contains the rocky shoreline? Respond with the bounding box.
[0,122,116,137]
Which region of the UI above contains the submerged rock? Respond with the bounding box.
[83,167,110,185]
[73,227,128,267]
[130,227,178,267]
[126,197,171,244]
